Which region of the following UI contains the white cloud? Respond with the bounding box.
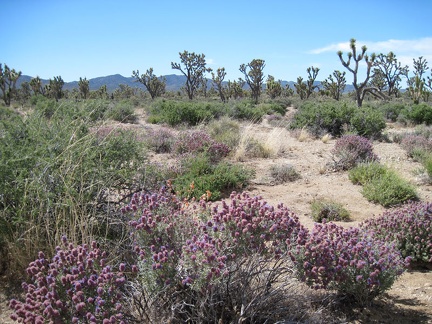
[309,38,432,74]
[310,37,432,59]
[366,38,432,56]
[309,42,352,54]
[207,58,215,65]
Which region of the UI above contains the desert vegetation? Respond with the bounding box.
[1,40,432,322]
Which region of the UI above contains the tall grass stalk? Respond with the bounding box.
[0,102,146,276]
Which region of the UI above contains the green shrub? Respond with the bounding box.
[228,101,262,121]
[272,96,293,108]
[34,97,58,118]
[105,100,137,123]
[291,101,387,138]
[29,94,45,106]
[290,101,355,137]
[422,154,432,179]
[206,116,241,149]
[172,153,253,200]
[0,106,21,123]
[148,99,226,126]
[269,164,300,184]
[82,99,110,122]
[348,162,418,207]
[361,170,418,207]
[350,106,386,138]
[348,162,388,185]
[310,199,350,222]
[404,103,432,125]
[379,102,406,122]
[256,102,287,115]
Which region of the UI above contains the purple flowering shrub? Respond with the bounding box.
[9,236,127,323]
[399,134,432,158]
[145,127,175,153]
[291,222,408,305]
[331,135,379,170]
[123,187,410,316]
[124,188,202,288]
[11,188,414,323]
[172,130,231,162]
[123,188,308,322]
[124,188,306,290]
[209,192,307,258]
[361,202,432,265]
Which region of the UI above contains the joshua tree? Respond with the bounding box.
[199,76,209,97]
[30,76,45,96]
[239,59,265,103]
[409,75,425,104]
[17,81,32,106]
[427,71,432,92]
[96,85,108,99]
[412,56,429,80]
[0,63,22,106]
[284,84,295,97]
[322,70,346,100]
[78,77,90,99]
[294,66,320,100]
[305,66,320,98]
[294,76,307,99]
[47,76,64,101]
[369,69,386,92]
[171,51,211,100]
[132,68,166,99]
[266,75,282,99]
[372,52,408,97]
[227,78,245,100]
[211,67,228,102]
[406,56,430,103]
[338,38,387,106]
[114,84,136,99]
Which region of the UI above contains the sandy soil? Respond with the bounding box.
[233,118,432,323]
[1,108,431,323]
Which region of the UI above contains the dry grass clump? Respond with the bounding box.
[234,122,291,161]
[205,116,241,149]
[263,127,292,155]
[291,127,311,142]
[269,163,301,184]
[128,256,345,324]
[321,133,332,143]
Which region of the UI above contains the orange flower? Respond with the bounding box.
[181,197,189,210]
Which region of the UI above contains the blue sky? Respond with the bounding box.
[3,0,432,84]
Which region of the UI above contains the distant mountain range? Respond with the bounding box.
[16,74,354,93]
[17,74,188,93]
